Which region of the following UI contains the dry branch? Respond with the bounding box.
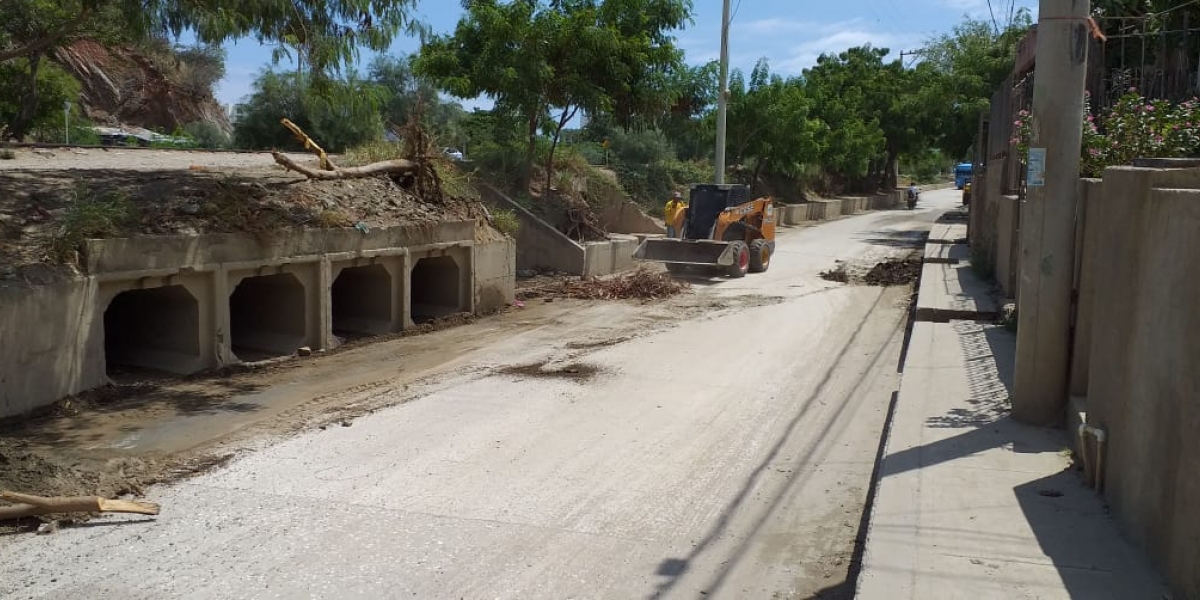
[0,490,159,521]
[273,152,418,180]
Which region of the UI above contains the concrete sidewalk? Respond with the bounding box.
[856,320,1168,599]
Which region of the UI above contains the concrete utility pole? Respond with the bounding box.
[714,0,732,184]
[1013,0,1090,425]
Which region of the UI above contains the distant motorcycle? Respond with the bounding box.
[906,187,919,210]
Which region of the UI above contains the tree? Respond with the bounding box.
[921,11,1032,158]
[725,60,819,190]
[233,69,385,152]
[416,0,691,190]
[0,57,81,140]
[0,0,421,139]
[368,55,467,147]
[803,47,889,188]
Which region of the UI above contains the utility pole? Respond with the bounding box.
[1012,0,1090,425]
[714,0,731,185]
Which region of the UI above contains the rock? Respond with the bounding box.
[36,521,59,535]
[297,346,312,357]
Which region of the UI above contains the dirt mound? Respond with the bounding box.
[0,153,493,274]
[820,258,920,286]
[863,259,921,286]
[498,362,602,381]
[820,263,850,283]
[519,268,689,301]
[0,439,157,528]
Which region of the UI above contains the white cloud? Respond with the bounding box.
[681,17,926,77]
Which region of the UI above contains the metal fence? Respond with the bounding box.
[978,19,1200,196]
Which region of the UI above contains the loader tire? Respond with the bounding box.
[726,241,750,278]
[749,239,771,273]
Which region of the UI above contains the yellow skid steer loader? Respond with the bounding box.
[633,184,776,278]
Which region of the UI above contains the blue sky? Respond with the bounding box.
[213,0,1039,108]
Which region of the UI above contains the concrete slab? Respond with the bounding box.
[915,262,999,322]
[923,243,970,264]
[857,322,1168,600]
[928,222,968,244]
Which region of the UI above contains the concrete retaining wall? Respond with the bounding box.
[481,185,636,277]
[1,223,516,419]
[970,162,1200,598]
[1081,167,1200,600]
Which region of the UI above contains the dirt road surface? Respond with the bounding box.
[0,190,963,599]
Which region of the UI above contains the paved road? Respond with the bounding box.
[1,190,962,600]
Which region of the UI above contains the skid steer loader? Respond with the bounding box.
[633,184,776,278]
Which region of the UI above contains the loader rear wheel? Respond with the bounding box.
[749,239,771,273]
[726,241,750,278]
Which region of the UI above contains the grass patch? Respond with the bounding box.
[0,149,15,160]
[491,207,520,236]
[47,186,135,263]
[341,140,404,166]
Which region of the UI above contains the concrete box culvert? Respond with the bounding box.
[331,264,394,337]
[229,273,307,360]
[104,285,201,375]
[411,255,462,322]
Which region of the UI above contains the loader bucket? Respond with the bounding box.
[633,238,737,266]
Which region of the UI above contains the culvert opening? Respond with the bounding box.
[230,273,306,360]
[104,285,200,375]
[411,256,462,322]
[332,264,393,337]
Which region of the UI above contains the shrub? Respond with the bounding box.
[491,207,520,236]
[184,121,231,149]
[47,186,135,263]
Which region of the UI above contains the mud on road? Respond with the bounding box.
[0,283,780,533]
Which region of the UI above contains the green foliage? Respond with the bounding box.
[416,0,691,188]
[233,69,385,152]
[48,186,135,263]
[0,149,14,159]
[490,207,520,236]
[0,59,82,140]
[368,55,467,146]
[184,121,231,149]
[1012,92,1200,178]
[921,12,1033,158]
[171,45,227,98]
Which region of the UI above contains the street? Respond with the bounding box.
[1,190,962,600]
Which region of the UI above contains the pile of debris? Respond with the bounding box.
[520,268,689,301]
[863,259,921,286]
[819,263,850,283]
[820,258,921,286]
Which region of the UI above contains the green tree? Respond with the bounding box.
[724,60,820,190]
[416,0,691,190]
[921,11,1032,158]
[368,55,467,147]
[803,46,889,188]
[233,69,385,152]
[0,56,82,140]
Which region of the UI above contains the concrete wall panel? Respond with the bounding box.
[0,279,105,418]
[1085,168,1200,600]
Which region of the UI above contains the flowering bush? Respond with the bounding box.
[1011,90,1200,178]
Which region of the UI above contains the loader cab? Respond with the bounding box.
[683,184,752,240]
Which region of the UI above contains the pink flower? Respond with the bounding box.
[1146,104,1155,112]
[1014,120,1024,127]
[1089,148,1100,156]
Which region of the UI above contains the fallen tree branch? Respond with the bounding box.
[0,490,159,520]
[272,151,419,180]
[280,118,337,170]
